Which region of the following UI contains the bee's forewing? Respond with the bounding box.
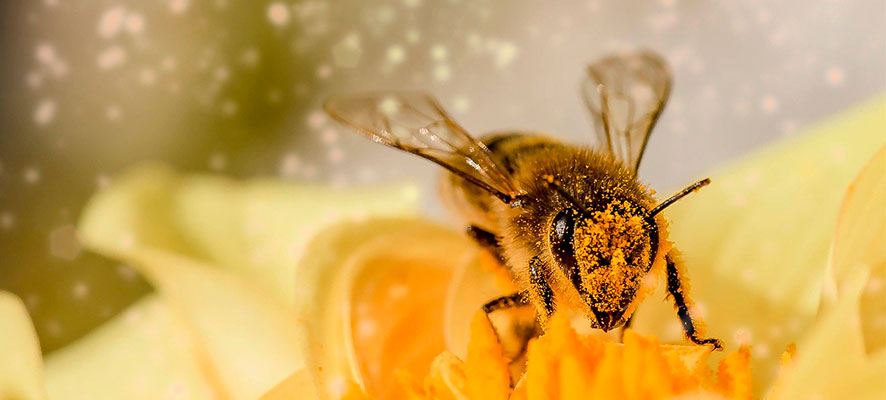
[581,51,673,172]
[324,91,522,202]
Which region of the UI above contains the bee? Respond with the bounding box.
[325,50,722,349]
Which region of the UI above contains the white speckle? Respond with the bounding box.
[169,0,189,14]
[433,64,451,81]
[49,224,82,260]
[400,186,419,202]
[830,145,847,164]
[97,6,126,39]
[356,320,377,337]
[96,173,111,188]
[321,129,338,145]
[377,96,401,115]
[760,95,779,113]
[161,57,177,71]
[221,100,238,116]
[307,110,326,128]
[97,46,127,70]
[824,67,845,87]
[35,43,57,64]
[328,148,344,163]
[866,277,882,294]
[209,153,227,170]
[647,11,678,31]
[26,72,43,89]
[769,27,789,47]
[453,96,470,113]
[374,6,395,25]
[332,33,361,68]
[241,48,260,67]
[386,45,405,64]
[117,264,138,280]
[431,45,448,61]
[214,66,230,82]
[0,212,15,230]
[494,42,518,68]
[44,320,62,336]
[125,13,145,34]
[733,327,752,345]
[267,2,290,27]
[35,43,68,77]
[753,343,771,358]
[106,105,122,121]
[139,68,157,85]
[23,167,41,184]
[388,284,409,299]
[279,153,300,177]
[72,282,90,299]
[34,99,56,126]
[316,64,332,79]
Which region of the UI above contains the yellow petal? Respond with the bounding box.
[0,291,47,400]
[294,218,480,399]
[78,247,306,400]
[465,311,511,400]
[769,267,880,399]
[827,146,886,353]
[769,150,886,400]
[78,162,420,303]
[631,96,886,393]
[444,251,511,360]
[259,370,320,400]
[44,295,220,400]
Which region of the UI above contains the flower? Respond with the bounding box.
[1,97,884,400]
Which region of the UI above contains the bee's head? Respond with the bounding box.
[549,200,658,331]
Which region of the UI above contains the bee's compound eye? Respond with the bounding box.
[550,209,579,280]
[551,209,575,243]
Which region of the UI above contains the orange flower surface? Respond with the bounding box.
[396,311,754,400]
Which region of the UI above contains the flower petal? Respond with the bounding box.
[768,267,884,399]
[293,218,481,399]
[0,291,47,400]
[631,96,886,393]
[78,162,420,303]
[66,243,308,400]
[828,147,886,353]
[44,295,221,400]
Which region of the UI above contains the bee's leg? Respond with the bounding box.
[482,291,530,313]
[467,225,506,264]
[665,254,723,350]
[529,256,556,320]
[482,290,541,385]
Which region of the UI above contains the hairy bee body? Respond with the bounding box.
[325,50,722,348]
[441,133,668,329]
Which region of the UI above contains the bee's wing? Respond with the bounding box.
[581,51,672,171]
[324,91,522,203]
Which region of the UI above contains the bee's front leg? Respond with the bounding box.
[466,225,507,264]
[665,252,723,350]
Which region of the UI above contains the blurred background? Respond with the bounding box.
[0,0,883,354]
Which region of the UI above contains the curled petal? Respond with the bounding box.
[0,291,47,400]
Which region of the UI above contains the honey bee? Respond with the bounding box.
[325,50,722,349]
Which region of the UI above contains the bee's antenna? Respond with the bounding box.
[649,178,711,217]
[543,175,591,216]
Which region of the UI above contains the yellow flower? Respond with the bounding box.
[264,96,886,400]
[1,97,883,400]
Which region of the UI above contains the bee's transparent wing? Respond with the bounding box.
[581,51,672,171]
[324,91,522,203]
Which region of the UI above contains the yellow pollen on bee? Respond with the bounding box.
[572,202,651,312]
